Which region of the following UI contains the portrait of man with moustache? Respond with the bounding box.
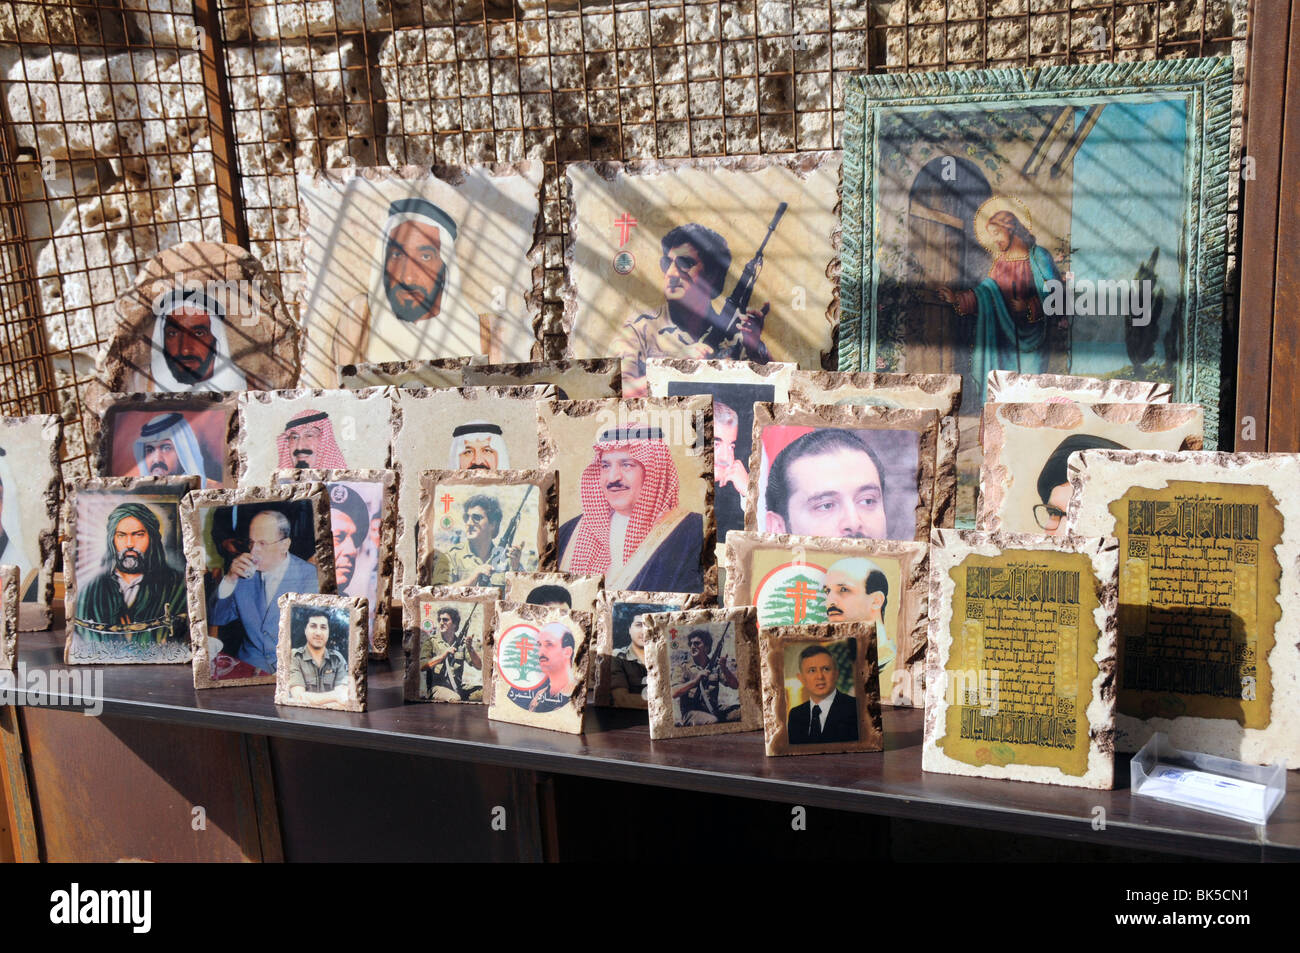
[276,410,348,471]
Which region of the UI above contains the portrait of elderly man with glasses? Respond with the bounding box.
[210,507,319,675]
[614,223,772,397]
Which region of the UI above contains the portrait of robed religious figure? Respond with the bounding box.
[840,61,1234,522]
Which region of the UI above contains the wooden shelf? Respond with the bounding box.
[10,627,1298,861]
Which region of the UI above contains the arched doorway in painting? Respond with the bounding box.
[905,156,991,401]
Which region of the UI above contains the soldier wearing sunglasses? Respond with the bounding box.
[615,223,771,397]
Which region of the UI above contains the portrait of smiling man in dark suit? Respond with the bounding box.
[786,642,859,745]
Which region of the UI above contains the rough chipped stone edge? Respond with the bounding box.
[592,588,709,707]
[339,357,472,390]
[1064,449,1300,763]
[985,371,1174,407]
[758,622,884,756]
[722,530,930,708]
[463,359,622,399]
[182,482,336,690]
[275,467,398,659]
[923,529,1118,789]
[5,414,62,631]
[273,592,368,712]
[61,474,200,665]
[295,163,547,354]
[561,152,842,365]
[484,602,595,735]
[536,395,717,599]
[978,402,1204,532]
[743,401,946,542]
[0,565,17,670]
[500,570,605,613]
[399,584,499,704]
[235,386,395,486]
[789,370,964,417]
[391,384,556,588]
[644,358,797,400]
[91,391,241,487]
[414,468,559,586]
[643,605,762,739]
[100,241,300,394]
[841,58,1234,451]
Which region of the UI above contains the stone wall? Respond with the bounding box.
[0,0,1247,471]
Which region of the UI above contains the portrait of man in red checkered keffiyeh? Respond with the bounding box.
[276,409,348,471]
[556,424,704,593]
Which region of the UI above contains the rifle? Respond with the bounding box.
[433,602,479,698]
[487,484,535,574]
[703,202,787,351]
[693,621,732,718]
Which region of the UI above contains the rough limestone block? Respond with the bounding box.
[593,589,709,707]
[924,530,1118,789]
[274,593,368,712]
[400,584,497,703]
[0,415,61,631]
[760,621,884,756]
[789,370,963,417]
[644,605,762,737]
[979,402,1204,534]
[1065,449,1300,767]
[485,601,592,734]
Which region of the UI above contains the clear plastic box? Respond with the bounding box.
[1130,732,1286,824]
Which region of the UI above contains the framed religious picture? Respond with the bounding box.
[485,602,593,734]
[643,605,762,738]
[746,401,954,540]
[789,370,963,416]
[62,476,198,664]
[724,531,929,707]
[274,594,367,712]
[840,60,1234,523]
[1064,449,1300,766]
[759,624,883,757]
[236,388,393,485]
[538,396,715,596]
[391,385,552,588]
[0,565,16,670]
[275,469,397,658]
[502,571,604,615]
[182,483,335,689]
[400,585,496,703]
[95,392,238,488]
[100,241,299,394]
[985,370,1173,406]
[979,401,1203,535]
[924,530,1118,788]
[592,589,709,708]
[564,154,842,397]
[339,357,472,391]
[416,469,557,589]
[0,415,62,631]
[645,359,795,547]
[463,359,622,400]
[296,163,545,386]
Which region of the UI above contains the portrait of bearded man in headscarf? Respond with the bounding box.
[73,502,186,645]
[130,412,221,487]
[276,410,348,470]
[557,424,704,593]
[149,288,249,393]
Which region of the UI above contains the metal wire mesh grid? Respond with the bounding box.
[0,0,1250,479]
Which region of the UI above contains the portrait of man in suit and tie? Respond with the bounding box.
[209,506,321,678]
[786,641,859,745]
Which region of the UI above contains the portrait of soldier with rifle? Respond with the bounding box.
[671,624,741,726]
[428,486,537,589]
[421,603,484,702]
[615,203,786,398]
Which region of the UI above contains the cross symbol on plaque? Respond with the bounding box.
[783,579,819,623]
[614,213,638,246]
[440,493,454,514]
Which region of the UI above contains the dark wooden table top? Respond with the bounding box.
[10,627,1298,861]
